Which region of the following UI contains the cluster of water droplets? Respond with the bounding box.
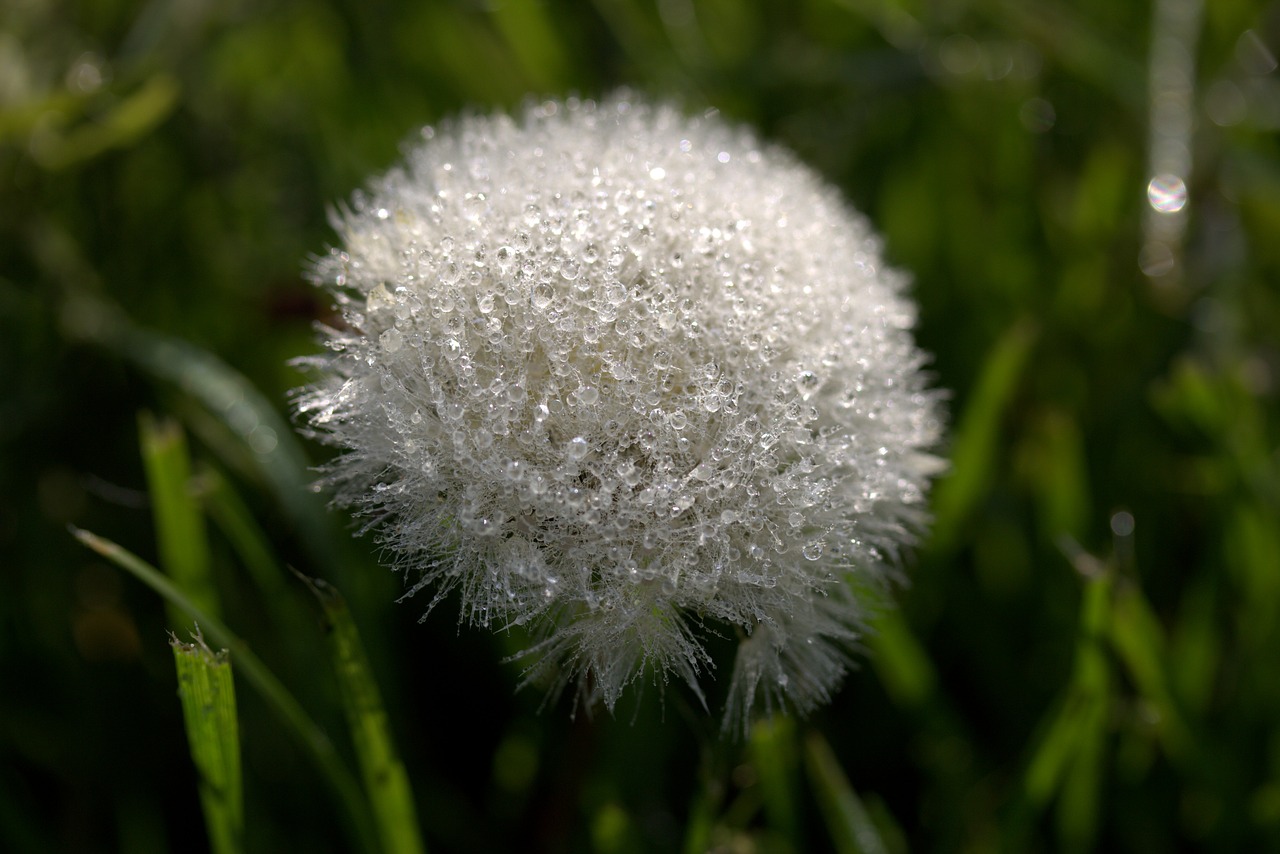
[294,95,944,728]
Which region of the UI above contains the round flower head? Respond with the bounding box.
[294,94,944,731]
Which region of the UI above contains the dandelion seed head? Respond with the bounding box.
[293,93,945,730]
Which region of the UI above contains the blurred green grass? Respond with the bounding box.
[3,0,1279,851]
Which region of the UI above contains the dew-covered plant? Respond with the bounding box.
[293,94,944,729]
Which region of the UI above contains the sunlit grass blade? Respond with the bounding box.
[171,629,242,854]
[300,574,426,854]
[70,527,381,854]
[139,413,219,623]
[803,731,891,854]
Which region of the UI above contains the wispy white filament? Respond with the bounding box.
[293,94,944,730]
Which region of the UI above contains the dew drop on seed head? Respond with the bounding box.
[380,328,403,353]
[796,370,820,400]
[566,436,590,461]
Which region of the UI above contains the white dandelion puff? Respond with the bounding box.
[292,93,945,731]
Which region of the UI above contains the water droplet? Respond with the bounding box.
[796,370,820,400]
[380,327,403,353]
[1147,174,1187,213]
[802,541,825,561]
[617,461,641,486]
[566,436,590,461]
[495,245,515,270]
[366,283,394,314]
[531,283,554,310]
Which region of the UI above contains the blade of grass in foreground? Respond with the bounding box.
[139,412,219,622]
[804,731,891,854]
[299,573,426,854]
[70,527,381,854]
[171,629,242,854]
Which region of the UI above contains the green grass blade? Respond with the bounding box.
[868,607,937,709]
[201,464,322,668]
[171,630,242,854]
[31,73,180,169]
[64,295,352,591]
[1109,582,1191,761]
[201,465,288,598]
[1169,577,1220,716]
[301,574,426,854]
[1057,686,1106,854]
[1023,568,1111,849]
[681,783,718,854]
[1023,692,1087,807]
[749,716,800,848]
[70,527,381,854]
[139,413,219,621]
[803,732,891,854]
[930,319,1037,553]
